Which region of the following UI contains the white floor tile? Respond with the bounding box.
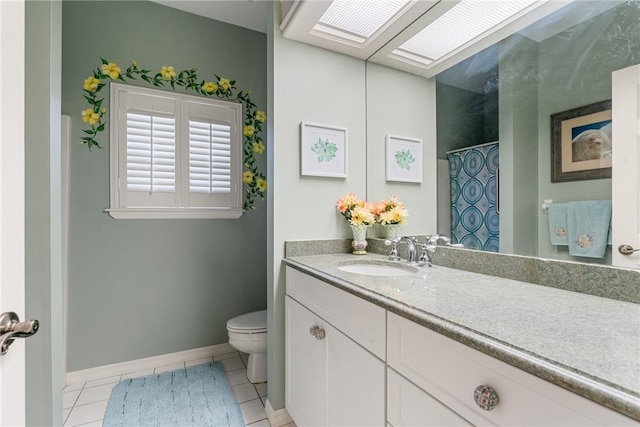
[75,383,115,406]
[247,419,271,427]
[84,375,121,388]
[240,352,249,366]
[185,357,213,367]
[74,421,103,427]
[233,382,259,403]
[281,422,297,427]
[120,367,154,380]
[63,408,71,424]
[154,362,185,374]
[240,398,267,425]
[63,389,81,410]
[63,383,84,392]
[226,368,249,386]
[254,382,267,397]
[214,351,240,361]
[221,356,245,372]
[64,400,108,427]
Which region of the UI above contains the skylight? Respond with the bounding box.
[312,0,413,46]
[392,0,540,65]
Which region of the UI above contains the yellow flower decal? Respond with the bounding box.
[243,125,255,137]
[101,107,107,114]
[131,59,137,68]
[161,66,176,79]
[243,171,254,183]
[83,76,100,92]
[219,77,231,91]
[82,108,100,125]
[255,110,266,123]
[202,82,218,93]
[101,63,121,79]
[252,141,265,154]
[256,179,267,192]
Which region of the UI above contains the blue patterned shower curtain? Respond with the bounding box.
[447,143,499,252]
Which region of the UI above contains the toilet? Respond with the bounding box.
[226,310,268,383]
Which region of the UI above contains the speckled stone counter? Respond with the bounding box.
[283,253,640,421]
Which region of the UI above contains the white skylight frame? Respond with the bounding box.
[391,0,542,66]
[311,0,416,48]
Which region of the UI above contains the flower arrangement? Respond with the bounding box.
[80,58,266,211]
[371,195,409,225]
[336,193,375,227]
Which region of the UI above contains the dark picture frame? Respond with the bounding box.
[551,100,612,182]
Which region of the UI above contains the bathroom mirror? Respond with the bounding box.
[366,0,640,266]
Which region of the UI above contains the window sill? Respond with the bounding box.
[105,207,243,219]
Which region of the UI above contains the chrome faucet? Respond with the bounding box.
[385,236,418,264]
[427,234,452,246]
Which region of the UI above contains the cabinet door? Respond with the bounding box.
[326,319,385,427]
[285,296,326,426]
[387,368,472,427]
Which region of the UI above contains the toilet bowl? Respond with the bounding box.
[227,310,267,383]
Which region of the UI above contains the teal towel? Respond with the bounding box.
[566,201,612,258]
[548,203,568,245]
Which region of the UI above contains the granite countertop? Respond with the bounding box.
[283,253,640,421]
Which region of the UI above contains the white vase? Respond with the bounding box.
[350,225,369,255]
[382,224,400,239]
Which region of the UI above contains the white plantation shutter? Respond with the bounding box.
[109,83,243,219]
[127,112,176,193]
[188,120,231,194]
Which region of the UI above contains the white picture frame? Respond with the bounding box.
[386,134,422,183]
[300,121,348,178]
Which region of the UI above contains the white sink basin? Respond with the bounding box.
[336,262,418,277]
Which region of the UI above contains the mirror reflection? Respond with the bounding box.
[368,0,640,266]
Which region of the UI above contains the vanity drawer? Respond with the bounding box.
[387,312,635,426]
[286,267,386,359]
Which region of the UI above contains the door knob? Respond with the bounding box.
[0,312,39,355]
[618,245,640,255]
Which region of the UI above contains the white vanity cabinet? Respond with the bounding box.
[387,312,636,427]
[285,267,386,427]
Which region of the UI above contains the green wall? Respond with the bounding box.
[62,1,267,371]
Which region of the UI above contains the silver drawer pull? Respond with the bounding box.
[474,385,499,411]
[309,325,326,340]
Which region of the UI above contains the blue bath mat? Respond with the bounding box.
[103,362,244,427]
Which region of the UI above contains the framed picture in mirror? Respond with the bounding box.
[551,100,612,182]
[386,135,422,183]
[300,121,348,178]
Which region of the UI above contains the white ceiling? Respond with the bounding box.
[152,0,269,33]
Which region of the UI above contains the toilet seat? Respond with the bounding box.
[227,310,267,334]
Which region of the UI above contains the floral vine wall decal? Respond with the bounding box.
[81,58,267,210]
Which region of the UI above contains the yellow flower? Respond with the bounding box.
[255,110,266,123]
[83,76,100,92]
[219,77,231,91]
[256,179,267,192]
[242,171,254,183]
[243,125,255,137]
[101,62,121,79]
[81,108,100,125]
[202,81,218,93]
[131,59,137,68]
[160,66,176,79]
[252,141,265,154]
[349,206,375,226]
[101,107,107,114]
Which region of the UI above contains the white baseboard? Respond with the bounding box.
[265,399,294,427]
[65,342,236,386]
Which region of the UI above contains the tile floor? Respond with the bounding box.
[62,351,282,427]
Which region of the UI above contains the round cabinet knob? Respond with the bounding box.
[309,325,326,340]
[473,385,499,411]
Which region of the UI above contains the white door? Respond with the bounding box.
[0,0,27,425]
[612,64,640,269]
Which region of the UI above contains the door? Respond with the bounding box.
[0,0,27,425]
[612,64,640,269]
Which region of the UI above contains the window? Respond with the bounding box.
[107,83,243,219]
